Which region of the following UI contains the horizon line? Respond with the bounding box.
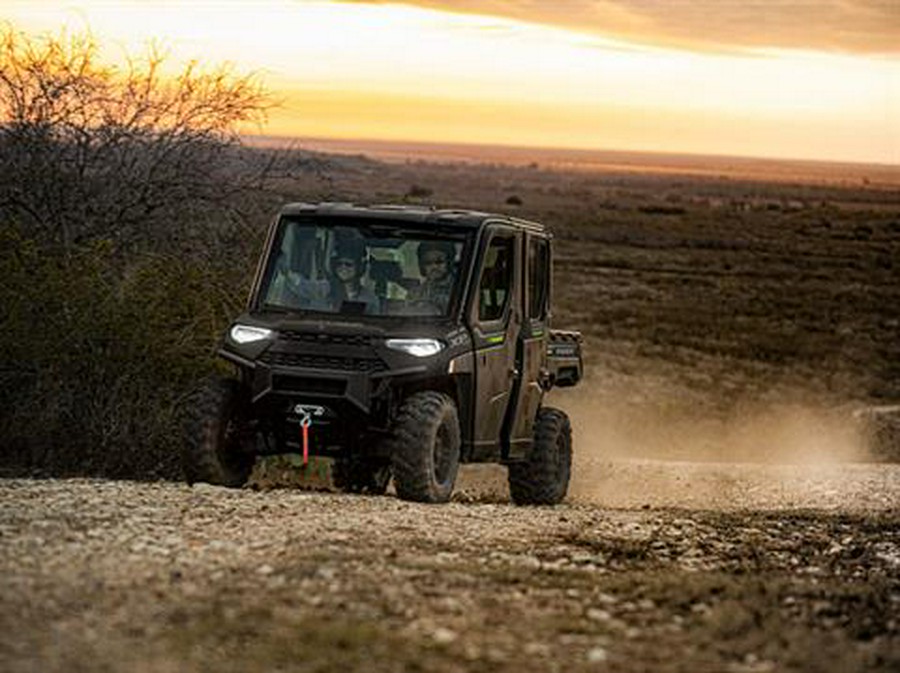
[242,133,900,172]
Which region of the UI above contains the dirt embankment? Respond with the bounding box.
[2,468,898,673]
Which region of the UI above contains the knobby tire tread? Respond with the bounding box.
[182,378,253,488]
[390,391,460,503]
[508,406,572,505]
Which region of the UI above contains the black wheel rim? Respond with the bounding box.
[433,423,453,485]
[220,417,238,462]
[220,409,250,469]
[372,463,392,491]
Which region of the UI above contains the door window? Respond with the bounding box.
[477,235,514,322]
[528,237,549,320]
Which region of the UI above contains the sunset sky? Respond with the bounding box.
[4,0,898,164]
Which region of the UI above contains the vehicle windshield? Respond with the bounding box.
[257,217,470,318]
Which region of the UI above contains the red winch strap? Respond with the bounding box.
[301,420,310,465]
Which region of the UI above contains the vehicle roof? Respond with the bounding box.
[278,202,548,234]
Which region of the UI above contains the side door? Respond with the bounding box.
[469,227,521,458]
[506,233,551,457]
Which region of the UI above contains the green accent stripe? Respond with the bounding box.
[486,334,505,345]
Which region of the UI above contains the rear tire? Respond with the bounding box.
[390,391,460,503]
[182,378,254,487]
[508,407,572,505]
[332,456,392,495]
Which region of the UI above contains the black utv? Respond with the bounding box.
[183,203,583,504]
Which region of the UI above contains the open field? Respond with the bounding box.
[251,136,900,190]
[269,140,900,460]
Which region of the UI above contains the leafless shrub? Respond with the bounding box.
[638,204,686,216]
[0,28,280,477]
[405,184,433,199]
[0,27,273,252]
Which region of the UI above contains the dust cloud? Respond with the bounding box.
[558,385,899,511]
[257,383,897,511]
[564,389,870,465]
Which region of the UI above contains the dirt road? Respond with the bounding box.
[1,460,898,673]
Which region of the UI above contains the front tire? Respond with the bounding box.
[508,407,572,505]
[182,378,254,487]
[390,391,461,503]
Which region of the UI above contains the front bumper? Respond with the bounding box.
[217,329,453,455]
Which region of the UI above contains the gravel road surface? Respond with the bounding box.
[1,460,898,672]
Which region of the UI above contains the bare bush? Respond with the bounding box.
[405,184,433,199]
[0,27,272,252]
[0,227,246,477]
[0,28,279,478]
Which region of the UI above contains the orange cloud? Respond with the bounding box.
[5,1,897,163]
[343,0,900,55]
[269,86,895,164]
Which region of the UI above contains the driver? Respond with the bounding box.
[275,237,378,314]
[326,239,379,314]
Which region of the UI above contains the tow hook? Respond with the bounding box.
[293,404,326,465]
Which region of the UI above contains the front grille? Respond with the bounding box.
[261,351,387,373]
[279,331,372,347]
[272,375,347,396]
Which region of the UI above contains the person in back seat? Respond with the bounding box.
[410,241,455,313]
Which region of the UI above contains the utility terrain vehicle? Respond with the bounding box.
[183,203,583,504]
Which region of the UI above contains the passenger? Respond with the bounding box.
[410,241,455,313]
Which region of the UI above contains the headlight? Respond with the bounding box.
[385,338,445,357]
[230,324,273,344]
